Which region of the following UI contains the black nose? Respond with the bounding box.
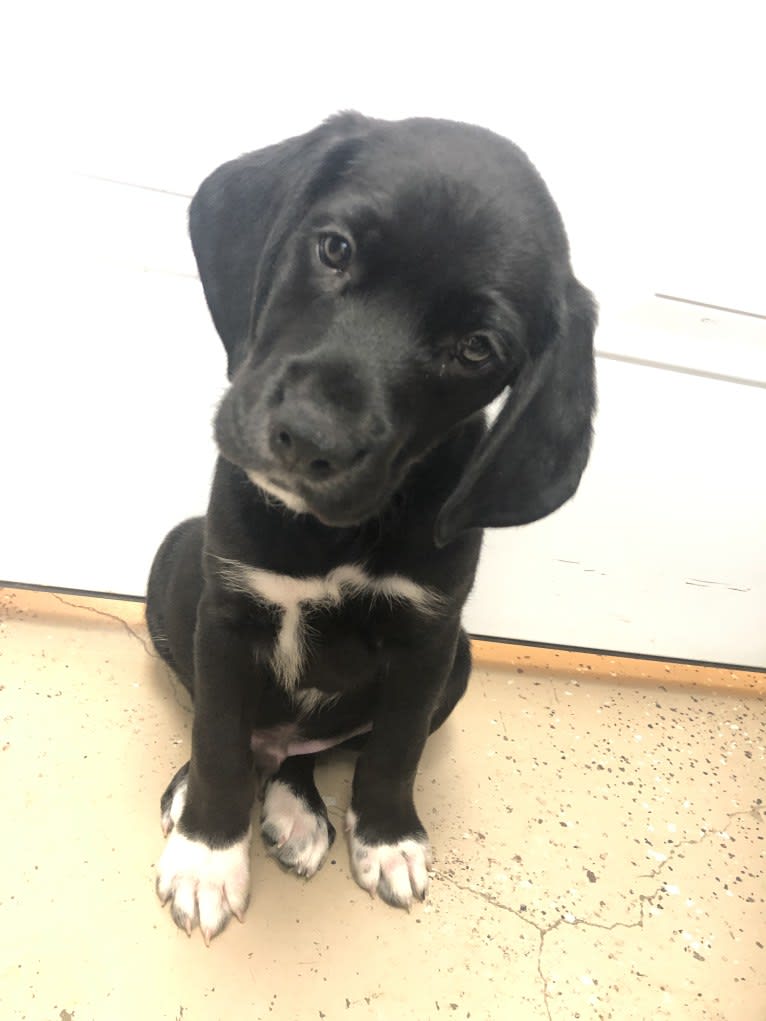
[269,412,370,481]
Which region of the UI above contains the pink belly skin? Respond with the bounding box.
[250,721,372,773]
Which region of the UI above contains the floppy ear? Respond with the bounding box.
[434,277,597,546]
[188,112,369,377]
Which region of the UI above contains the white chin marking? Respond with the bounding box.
[346,809,432,909]
[261,780,333,878]
[156,778,251,944]
[245,470,310,514]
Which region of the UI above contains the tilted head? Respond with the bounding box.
[190,112,597,543]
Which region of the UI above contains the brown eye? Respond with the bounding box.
[457,333,494,366]
[318,233,353,271]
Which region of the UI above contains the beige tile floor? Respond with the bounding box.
[0,587,764,1021]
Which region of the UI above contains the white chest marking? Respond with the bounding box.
[216,560,443,691]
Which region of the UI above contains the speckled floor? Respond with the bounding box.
[0,587,764,1021]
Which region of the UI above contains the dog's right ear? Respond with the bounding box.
[188,112,369,378]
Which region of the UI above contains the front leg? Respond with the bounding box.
[347,627,458,909]
[156,588,259,943]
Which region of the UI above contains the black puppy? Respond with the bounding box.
[146,112,596,943]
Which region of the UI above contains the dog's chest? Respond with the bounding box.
[218,561,441,695]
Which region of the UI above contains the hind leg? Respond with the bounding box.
[339,627,471,755]
[146,516,205,695]
[260,755,336,878]
[148,521,202,848]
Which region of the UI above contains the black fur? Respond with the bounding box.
[147,112,596,929]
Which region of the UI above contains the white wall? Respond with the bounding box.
[2,1,765,665]
[464,354,766,665]
[10,1,765,308]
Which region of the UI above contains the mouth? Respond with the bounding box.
[216,393,405,527]
[245,468,392,527]
[245,470,312,515]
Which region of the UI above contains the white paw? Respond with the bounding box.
[260,779,334,878]
[346,809,432,909]
[156,776,251,944]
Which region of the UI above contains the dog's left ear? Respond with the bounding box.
[435,278,597,546]
[188,111,370,378]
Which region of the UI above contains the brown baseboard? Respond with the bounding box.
[471,638,765,695]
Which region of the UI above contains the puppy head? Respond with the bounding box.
[190,113,596,540]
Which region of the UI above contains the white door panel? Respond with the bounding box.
[596,298,766,387]
[12,3,758,312]
[1,178,220,594]
[3,3,765,666]
[464,359,766,666]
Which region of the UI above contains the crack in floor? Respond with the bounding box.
[432,801,760,1020]
[51,593,154,655]
[432,868,646,1021]
[637,805,761,882]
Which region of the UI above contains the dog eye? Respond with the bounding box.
[318,233,353,271]
[457,333,494,366]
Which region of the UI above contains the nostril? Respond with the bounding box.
[271,427,294,465]
[352,448,369,467]
[308,458,333,479]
